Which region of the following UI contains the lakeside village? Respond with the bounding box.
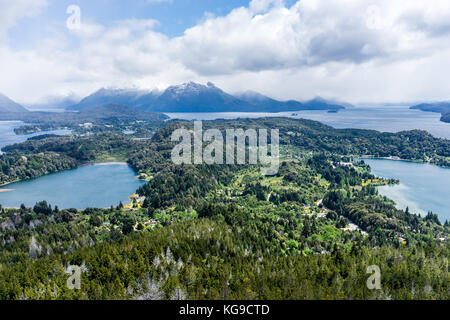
[121,193,160,230]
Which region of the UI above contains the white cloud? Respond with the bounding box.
[177,0,450,74]
[0,0,48,40]
[1,0,450,104]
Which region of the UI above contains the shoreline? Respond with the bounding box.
[357,155,450,169]
[92,161,128,166]
[0,180,20,188]
[358,155,422,163]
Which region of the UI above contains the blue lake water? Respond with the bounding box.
[0,121,71,154]
[166,105,450,139]
[361,159,450,222]
[0,163,146,209]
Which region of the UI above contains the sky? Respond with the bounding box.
[1,0,450,105]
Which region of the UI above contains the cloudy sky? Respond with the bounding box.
[1,0,450,105]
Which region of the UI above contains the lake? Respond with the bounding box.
[0,163,146,209]
[361,158,450,222]
[166,105,450,139]
[0,121,71,154]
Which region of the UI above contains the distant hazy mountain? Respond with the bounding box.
[235,90,294,111]
[69,82,347,113]
[410,102,450,123]
[26,94,79,111]
[68,88,160,111]
[151,82,257,112]
[78,103,168,121]
[0,93,28,113]
[410,102,450,114]
[237,91,347,112]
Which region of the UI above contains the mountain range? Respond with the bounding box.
[0,93,29,113]
[68,82,347,113]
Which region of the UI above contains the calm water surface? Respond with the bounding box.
[0,164,145,209]
[166,105,450,139]
[362,159,450,222]
[0,121,71,154]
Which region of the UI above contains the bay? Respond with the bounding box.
[0,121,71,154]
[361,158,450,222]
[0,163,146,209]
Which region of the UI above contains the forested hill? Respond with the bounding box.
[0,103,168,124]
[153,117,450,167]
[0,116,448,300]
[0,93,28,113]
[442,112,450,123]
[0,103,168,136]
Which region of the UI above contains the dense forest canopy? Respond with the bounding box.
[0,117,448,300]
